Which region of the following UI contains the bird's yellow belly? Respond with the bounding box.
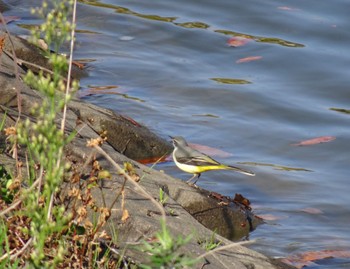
[174,161,223,174]
[174,161,202,174]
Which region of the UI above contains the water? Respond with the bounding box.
[6,0,350,267]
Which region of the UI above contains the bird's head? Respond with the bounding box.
[169,136,188,147]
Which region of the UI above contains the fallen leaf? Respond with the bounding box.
[119,36,135,41]
[257,214,287,221]
[72,60,86,69]
[282,249,350,269]
[292,136,336,146]
[0,36,5,56]
[121,209,129,222]
[227,36,250,47]
[233,193,251,209]
[300,207,323,215]
[236,56,262,63]
[277,6,299,11]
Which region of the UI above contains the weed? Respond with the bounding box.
[158,187,168,206]
[140,220,198,269]
[198,231,222,251]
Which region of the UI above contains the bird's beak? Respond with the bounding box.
[169,135,174,140]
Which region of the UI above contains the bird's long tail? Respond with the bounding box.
[226,165,255,176]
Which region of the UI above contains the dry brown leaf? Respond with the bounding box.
[121,209,129,222]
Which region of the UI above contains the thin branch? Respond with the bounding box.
[93,145,166,222]
[196,239,256,261]
[60,0,77,133]
[0,237,33,262]
[0,176,41,217]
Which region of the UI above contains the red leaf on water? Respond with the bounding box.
[277,6,299,11]
[189,143,233,158]
[282,249,350,269]
[292,136,336,146]
[257,214,287,221]
[227,37,250,47]
[72,60,86,70]
[236,56,262,63]
[300,207,323,215]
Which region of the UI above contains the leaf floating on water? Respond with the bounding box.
[292,136,336,146]
[257,214,287,221]
[300,207,323,215]
[119,36,135,41]
[282,249,350,269]
[72,60,86,70]
[241,162,313,172]
[236,56,263,63]
[211,78,251,85]
[189,143,233,158]
[277,6,299,11]
[227,36,251,47]
[330,107,350,115]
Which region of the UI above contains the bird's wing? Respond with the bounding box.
[177,154,220,167]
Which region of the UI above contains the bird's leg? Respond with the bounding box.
[186,174,197,184]
[187,173,200,185]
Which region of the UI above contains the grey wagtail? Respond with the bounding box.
[170,136,255,184]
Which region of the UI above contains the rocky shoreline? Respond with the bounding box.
[0,31,295,268]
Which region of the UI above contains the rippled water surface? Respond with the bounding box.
[7,0,350,267]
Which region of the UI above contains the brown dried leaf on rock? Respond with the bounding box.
[0,35,5,55]
[233,193,251,209]
[123,162,140,182]
[121,209,129,222]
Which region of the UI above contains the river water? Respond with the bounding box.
[6,0,350,268]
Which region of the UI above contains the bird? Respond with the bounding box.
[170,136,255,184]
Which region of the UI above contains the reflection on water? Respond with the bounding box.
[79,0,305,47]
